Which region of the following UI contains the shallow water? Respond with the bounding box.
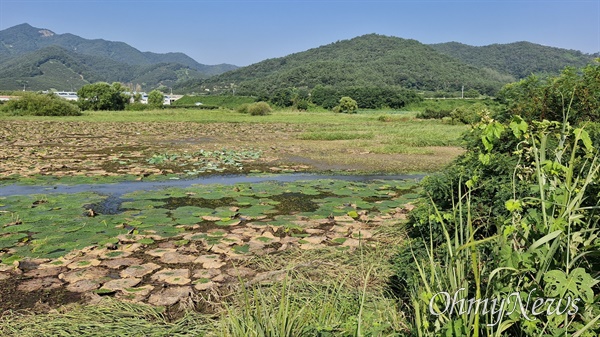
[0,173,424,197]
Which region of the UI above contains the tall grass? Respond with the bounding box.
[408,116,600,336]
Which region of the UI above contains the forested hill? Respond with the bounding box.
[0,45,215,91]
[176,34,514,95]
[0,23,237,90]
[429,41,596,79]
[0,23,236,72]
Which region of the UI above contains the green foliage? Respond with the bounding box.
[0,24,236,91]
[336,96,358,114]
[416,107,452,119]
[310,85,340,109]
[402,115,600,336]
[431,41,594,79]
[182,34,510,96]
[496,61,600,123]
[0,92,81,116]
[246,101,272,116]
[296,99,309,111]
[147,90,164,108]
[269,87,310,108]
[449,104,485,124]
[311,86,423,110]
[77,82,128,111]
[400,63,600,335]
[463,88,480,98]
[236,103,250,114]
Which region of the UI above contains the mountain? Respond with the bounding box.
[0,23,237,90]
[429,41,595,79]
[175,34,516,95]
[177,35,596,96]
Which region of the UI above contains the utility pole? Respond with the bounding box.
[461,85,464,99]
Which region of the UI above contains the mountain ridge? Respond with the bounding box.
[176,34,595,95]
[1,24,595,94]
[0,23,237,90]
[429,40,595,79]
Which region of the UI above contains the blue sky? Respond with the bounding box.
[0,0,598,66]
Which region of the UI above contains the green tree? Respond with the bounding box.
[337,96,358,113]
[463,88,480,98]
[77,82,128,111]
[496,60,600,123]
[148,90,164,108]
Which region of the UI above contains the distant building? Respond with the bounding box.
[54,91,78,101]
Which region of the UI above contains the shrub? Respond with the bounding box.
[236,103,250,114]
[449,106,481,124]
[463,88,480,98]
[296,99,309,111]
[335,96,358,113]
[416,108,451,119]
[0,92,81,116]
[247,102,272,116]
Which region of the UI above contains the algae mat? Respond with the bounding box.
[0,179,418,311]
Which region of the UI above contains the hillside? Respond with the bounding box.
[429,41,595,78]
[0,45,211,91]
[175,34,515,95]
[0,23,237,90]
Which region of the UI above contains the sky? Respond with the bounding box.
[0,0,598,67]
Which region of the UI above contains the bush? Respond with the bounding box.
[416,108,451,119]
[296,99,309,111]
[449,105,481,124]
[335,96,358,113]
[1,92,81,116]
[247,102,272,116]
[236,103,250,114]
